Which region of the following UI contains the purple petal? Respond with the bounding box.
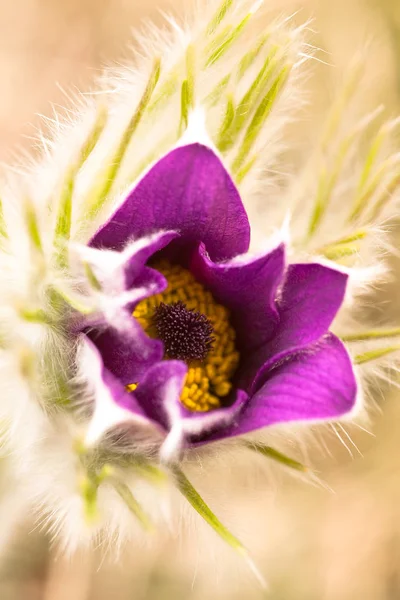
[78,266,165,340]
[76,231,173,308]
[87,317,164,385]
[134,360,247,438]
[273,262,348,354]
[191,243,285,350]
[124,265,167,310]
[211,334,357,440]
[90,144,250,261]
[133,360,188,429]
[122,231,179,289]
[80,337,163,445]
[247,262,348,391]
[132,359,248,459]
[83,236,177,381]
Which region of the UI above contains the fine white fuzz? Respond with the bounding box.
[0,0,399,560]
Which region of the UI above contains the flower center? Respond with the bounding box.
[131,261,240,412]
[153,301,214,362]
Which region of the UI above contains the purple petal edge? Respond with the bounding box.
[90,144,251,261]
[191,242,285,351]
[209,334,357,441]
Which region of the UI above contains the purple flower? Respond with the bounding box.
[83,143,357,457]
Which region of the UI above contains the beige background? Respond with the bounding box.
[1,0,400,599]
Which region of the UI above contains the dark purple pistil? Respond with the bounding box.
[153,301,214,362]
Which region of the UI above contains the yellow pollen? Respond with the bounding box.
[126,383,138,392]
[130,260,240,412]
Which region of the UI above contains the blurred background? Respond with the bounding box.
[1,0,400,598]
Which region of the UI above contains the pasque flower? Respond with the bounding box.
[84,142,356,459]
[1,0,400,565]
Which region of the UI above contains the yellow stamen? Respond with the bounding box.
[130,260,240,412]
[126,383,138,392]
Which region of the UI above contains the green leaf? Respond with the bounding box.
[321,243,359,261]
[216,94,236,149]
[206,14,252,67]
[307,129,356,238]
[348,120,399,222]
[368,171,400,221]
[185,44,196,111]
[23,198,43,254]
[219,46,280,152]
[207,0,234,35]
[348,159,390,222]
[236,154,257,184]
[54,105,107,261]
[355,346,400,364]
[116,454,167,485]
[51,286,94,315]
[84,58,161,222]
[341,328,400,343]
[84,262,101,291]
[242,442,308,472]
[179,45,196,135]
[321,58,363,151]
[148,75,179,114]
[171,464,245,552]
[18,307,53,325]
[356,126,386,192]
[319,229,367,249]
[232,64,291,173]
[317,229,367,262]
[237,34,269,80]
[112,479,153,531]
[171,465,266,586]
[206,74,231,107]
[179,79,190,134]
[79,475,99,524]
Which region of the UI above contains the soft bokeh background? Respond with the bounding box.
[1,0,400,598]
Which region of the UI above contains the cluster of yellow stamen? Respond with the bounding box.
[131,261,240,412]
